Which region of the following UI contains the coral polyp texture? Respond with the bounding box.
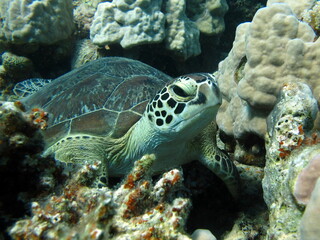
[90,0,228,59]
[9,154,193,240]
[262,82,320,240]
[0,101,46,158]
[216,0,320,160]
[0,0,74,45]
[302,1,320,35]
[90,0,166,48]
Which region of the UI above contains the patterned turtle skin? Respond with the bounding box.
[21,57,240,198]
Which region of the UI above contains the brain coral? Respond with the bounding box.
[0,0,74,44]
[216,1,320,152]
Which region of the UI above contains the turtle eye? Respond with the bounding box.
[172,85,188,97]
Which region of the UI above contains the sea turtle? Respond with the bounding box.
[16,57,239,198]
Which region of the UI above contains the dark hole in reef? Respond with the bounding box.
[238,133,266,167]
[183,161,238,238]
[234,56,247,83]
[100,177,107,184]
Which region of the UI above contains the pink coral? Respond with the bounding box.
[294,154,320,204]
[300,178,320,239]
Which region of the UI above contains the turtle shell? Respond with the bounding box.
[22,57,172,147]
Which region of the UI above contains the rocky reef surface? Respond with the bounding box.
[1,0,320,239]
[216,0,320,165]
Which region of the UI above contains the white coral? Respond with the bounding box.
[216,1,320,142]
[90,0,228,59]
[0,0,74,44]
[90,0,165,48]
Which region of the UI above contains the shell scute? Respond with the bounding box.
[69,109,118,136]
[21,57,172,147]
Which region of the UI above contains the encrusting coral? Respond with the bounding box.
[0,101,47,158]
[9,154,194,240]
[262,82,320,240]
[302,1,320,35]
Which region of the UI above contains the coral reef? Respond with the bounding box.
[2,52,33,75]
[3,0,320,239]
[90,0,228,59]
[302,1,320,35]
[216,0,320,162]
[187,0,228,36]
[222,211,268,239]
[0,100,66,239]
[0,101,45,158]
[0,0,74,45]
[262,82,319,240]
[164,0,201,60]
[71,39,107,69]
[9,154,193,240]
[90,0,166,48]
[73,0,104,38]
[0,52,33,95]
[267,0,316,18]
[0,52,35,88]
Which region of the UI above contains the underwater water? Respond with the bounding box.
[2,0,320,239]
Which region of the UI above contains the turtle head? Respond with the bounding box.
[145,73,222,139]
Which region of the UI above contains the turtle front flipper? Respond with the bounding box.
[196,122,240,199]
[44,135,108,188]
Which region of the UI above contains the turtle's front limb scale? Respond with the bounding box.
[44,135,109,188]
[196,122,240,199]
